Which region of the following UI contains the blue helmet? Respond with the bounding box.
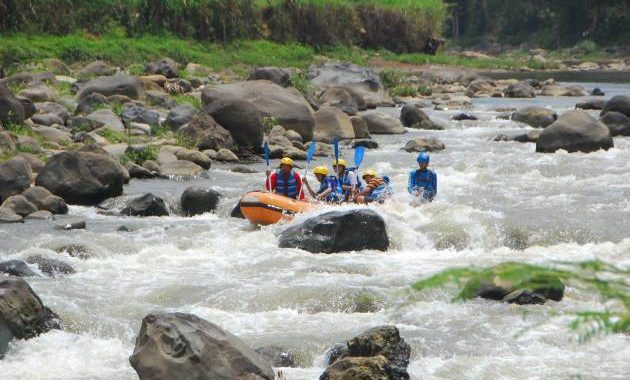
[417,152,430,164]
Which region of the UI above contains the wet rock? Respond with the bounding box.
[350,116,371,139]
[0,260,38,277]
[400,105,430,128]
[452,113,478,121]
[403,138,445,152]
[0,207,23,223]
[126,162,157,179]
[576,99,606,110]
[0,157,33,203]
[512,107,558,128]
[325,343,349,366]
[202,99,263,151]
[353,139,379,149]
[159,160,204,178]
[77,74,144,102]
[174,148,212,169]
[313,106,355,142]
[600,111,630,137]
[121,193,169,217]
[503,290,546,305]
[319,87,358,116]
[601,95,630,118]
[363,112,407,134]
[145,58,180,78]
[180,187,221,216]
[54,244,93,259]
[591,88,605,96]
[26,255,75,277]
[279,209,389,253]
[36,151,127,205]
[248,67,291,87]
[471,274,565,303]
[121,105,160,126]
[503,82,536,98]
[255,345,299,368]
[215,148,239,162]
[0,82,25,123]
[0,277,62,356]
[78,61,116,77]
[536,110,613,153]
[55,219,86,230]
[321,356,392,380]
[1,195,38,217]
[129,312,274,380]
[25,210,54,220]
[203,80,315,141]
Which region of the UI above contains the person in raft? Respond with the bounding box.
[333,158,362,201]
[304,166,341,203]
[353,169,393,204]
[408,152,437,202]
[265,157,305,200]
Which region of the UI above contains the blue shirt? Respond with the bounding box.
[408,169,437,201]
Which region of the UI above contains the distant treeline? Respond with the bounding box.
[445,0,630,47]
[0,0,446,53]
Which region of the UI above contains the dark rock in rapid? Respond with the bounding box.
[470,272,565,303]
[400,105,430,128]
[36,151,127,205]
[26,255,75,277]
[129,312,274,380]
[512,107,558,128]
[55,219,87,230]
[77,74,144,101]
[403,138,445,152]
[601,95,630,118]
[248,67,291,87]
[0,277,62,357]
[0,260,38,277]
[121,193,169,217]
[0,157,33,203]
[0,195,38,217]
[165,103,198,130]
[126,162,158,179]
[145,58,180,78]
[452,113,478,121]
[279,209,389,253]
[576,99,606,110]
[325,343,350,366]
[503,290,547,305]
[0,82,25,123]
[536,110,613,153]
[22,186,68,215]
[180,187,221,216]
[353,139,379,149]
[54,244,94,259]
[363,112,407,134]
[255,345,299,368]
[591,88,605,96]
[600,111,630,136]
[203,99,264,151]
[321,325,411,380]
[503,82,536,98]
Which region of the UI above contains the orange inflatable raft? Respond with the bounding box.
[239,191,313,225]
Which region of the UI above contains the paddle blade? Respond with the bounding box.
[333,137,339,161]
[307,140,316,162]
[354,146,365,168]
[263,141,270,165]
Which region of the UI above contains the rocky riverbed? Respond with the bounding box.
[1,58,630,379]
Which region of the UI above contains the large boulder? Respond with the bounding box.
[536,110,614,153]
[248,67,291,87]
[180,187,221,216]
[313,106,355,142]
[121,193,169,217]
[159,160,204,178]
[0,277,62,357]
[363,112,407,134]
[403,138,445,152]
[129,312,274,380]
[308,62,388,108]
[35,151,127,205]
[0,157,33,203]
[26,255,75,277]
[351,116,371,139]
[576,99,606,110]
[0,260,38,277]
[145,58,180,78]
[512,107,558,128]
[0,82,25,123]
[319,87,358,116]
[173,148,212,169]
[503,82,536,98]
[601,95,630,118]
[0,195,38,217]
[77,74,144,102]
[400,105,430,128]
[279,209,389,253]
[202,80,315,141]
[178,113,235,151]
[165,104,198,130]
[600,111,630,137]
[321,325,411,380]
[202,98,264,151]
[541,84,588,97]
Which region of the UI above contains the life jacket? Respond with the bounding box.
[337,167,363,199]
[413,169,436,200]
[367,177,392,199]
[276,169,299,199]
[319,175,342,202]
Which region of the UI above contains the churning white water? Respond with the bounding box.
[1,82,630,380]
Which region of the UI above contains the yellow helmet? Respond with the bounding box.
[333,158,347,167]
[280,157,294,166]
[313,166,329,176]
[362,169,377,178]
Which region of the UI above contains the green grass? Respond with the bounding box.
[172,94,202,110]
[98,129,128,144]
[257,0,444,11]
[119,144,159,165]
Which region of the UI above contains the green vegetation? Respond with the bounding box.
[413,260,630,341]
[262,116,280,134]
[289,71,312,97]
[99,129,128,144]
[119,144,159,165]
[172,94,202,110]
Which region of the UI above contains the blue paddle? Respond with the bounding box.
[333,137,339,163]
[299,141,317,199]
[354,145,365,169]
[263,141,271,192]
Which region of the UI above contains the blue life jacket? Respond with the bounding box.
[276,169,299,199]
[369,177,393,199]
[319,175,341,202]
[337,167,363,199]
[409,169,437,201]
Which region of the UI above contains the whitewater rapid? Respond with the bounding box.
[1,82,630,379]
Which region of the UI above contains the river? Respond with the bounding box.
[1,82,629,380]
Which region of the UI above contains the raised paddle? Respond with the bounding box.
[354,145,365,169]
[299,141,317,199]
[263,140,271,192]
